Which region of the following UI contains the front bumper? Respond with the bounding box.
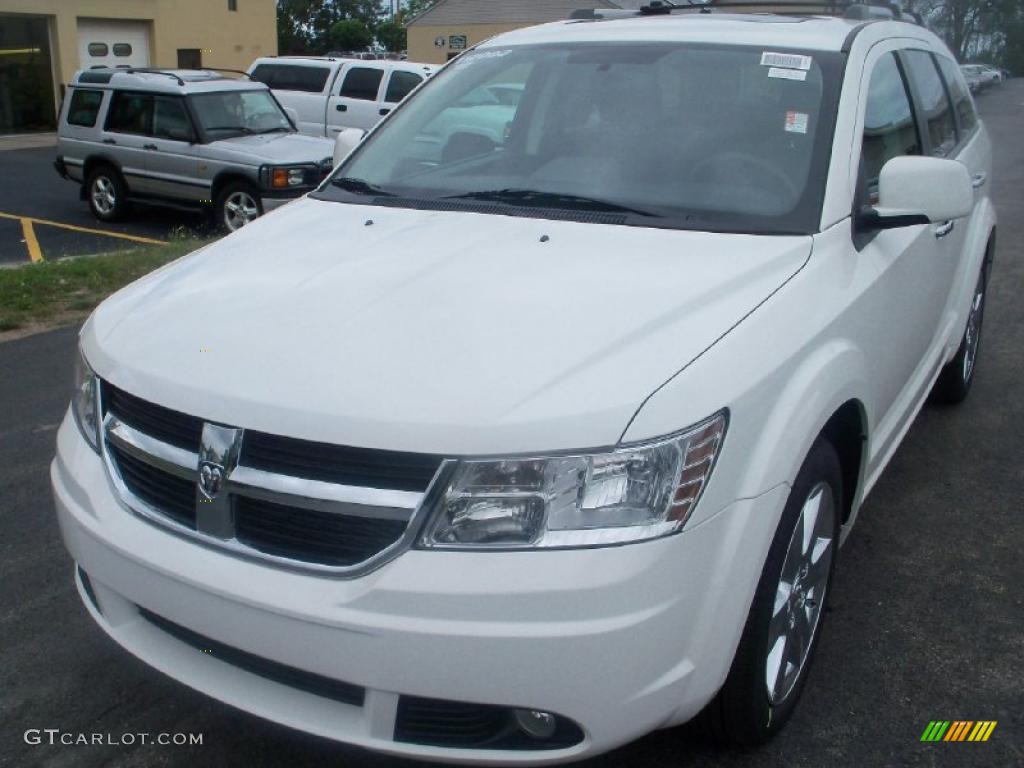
[52,411,786,764]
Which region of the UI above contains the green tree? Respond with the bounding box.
[277,0,383,55]
[329,19,375,53]
[376,20,407,52]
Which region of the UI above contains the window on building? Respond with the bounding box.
[935,55,977,135]
[152,96,194,141]
[228,0,238,10]
[339,67,384,100]
[112,43,132,57]
[902,50,958,157]
[384,71,423,103]
[67,88,104,127]
[251,63,330,93]
[861,52,919,200]
[178,49,202,69]
[87,42,108,57]
[105,91,152,135]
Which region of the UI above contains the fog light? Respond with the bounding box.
[514,709,557,740]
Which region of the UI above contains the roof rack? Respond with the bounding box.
[108,68,187,85]
[571,0,923,25]
[198,67,254,80]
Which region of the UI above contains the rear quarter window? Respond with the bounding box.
[67,88,105,127]
[251,63,330,93]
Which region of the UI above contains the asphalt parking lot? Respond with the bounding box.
[1,83,1022,768]
[0,141,209,265]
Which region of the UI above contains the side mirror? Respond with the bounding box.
[858,156,973,231]
[333,128,367,168]
[283,107,299,128]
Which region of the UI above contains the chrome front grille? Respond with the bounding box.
[99,381,447,575]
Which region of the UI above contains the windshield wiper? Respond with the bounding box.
[330,177,394,197]
[443,188,657,217]
[204,125,253,134]
[257,126,292,134]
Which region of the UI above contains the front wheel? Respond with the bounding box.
[699,438,841,744]
[930,258,989,405]
[216,182,263,232]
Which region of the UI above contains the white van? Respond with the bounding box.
[248,56,434,135]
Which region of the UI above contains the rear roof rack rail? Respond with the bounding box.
[571,0,924,24]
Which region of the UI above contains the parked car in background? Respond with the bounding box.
[960,64,984,92]
[54,68,335,231]
[248,56,434,136]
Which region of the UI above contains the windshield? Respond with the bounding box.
[190,89,291,138]
[317,42,841,234]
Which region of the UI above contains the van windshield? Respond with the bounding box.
[318,42,842,234]
[190,89,291,138]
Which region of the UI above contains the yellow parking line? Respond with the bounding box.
[0,211,167,246]
[20,218,43,262]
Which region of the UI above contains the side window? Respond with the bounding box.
[105,91,153,135]
[902,50,958,157]
[384,71,423,103]
[936,55,977,135]
[152,96,193,141]
[339,67,384,101]
[67,88,104,127]
[251,64,330,93]
[861,52,920,199]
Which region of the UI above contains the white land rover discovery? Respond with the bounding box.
[53,3,995,763]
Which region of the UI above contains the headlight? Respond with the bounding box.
[260,165,314,189]
[419,411,726,549]
[72,347,101,453]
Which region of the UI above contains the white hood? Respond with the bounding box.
[83,198,810,455]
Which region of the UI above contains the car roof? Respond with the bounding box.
[71,68,268,95]
[250,56,434,73]
[478,13,927,53]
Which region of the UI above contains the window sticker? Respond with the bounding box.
[761,52,813,70]
[768,67,808,81]
[785,111,809,134]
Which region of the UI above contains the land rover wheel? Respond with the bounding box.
[86,166,128,222]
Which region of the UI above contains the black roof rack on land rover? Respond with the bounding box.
[571,0,924,25]
[77,68,187,86]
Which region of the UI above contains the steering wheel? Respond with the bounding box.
[690,152,800,203]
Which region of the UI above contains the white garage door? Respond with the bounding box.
[78,20,150,70]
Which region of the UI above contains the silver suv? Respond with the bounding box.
[55,68,336,231]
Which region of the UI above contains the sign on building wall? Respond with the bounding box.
[448,34,467,50]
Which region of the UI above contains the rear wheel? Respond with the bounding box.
[86,165,128,222]
[700,438,841,745]
[930,255,990,405]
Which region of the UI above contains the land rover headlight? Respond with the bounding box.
[72,346,101,453]
[419,412,726,549]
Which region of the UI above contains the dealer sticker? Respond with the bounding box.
[768,67,808,81]
[785,111,809,134]
[761,52,813,70]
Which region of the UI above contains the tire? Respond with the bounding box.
[930,255,990,405]
[86,165,128,222]
[699,438,842,745]
[216,181,263,232]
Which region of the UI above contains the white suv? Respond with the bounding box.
[53,5,994,763]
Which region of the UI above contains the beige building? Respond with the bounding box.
[0,0,277,134]
[406,0,629,65]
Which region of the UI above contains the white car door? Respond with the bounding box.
[327,63,386,133]
[380,67,426,119]
[850,46,961,462]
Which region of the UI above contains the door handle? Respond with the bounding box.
[102,138,116,145]
[379,107,390,116]
[934,220,955,238]
[143,144,158,151]
[336,104,347,112]
[972,172,987,188]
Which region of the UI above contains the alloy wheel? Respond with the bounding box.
[223,191,259,231]
[92,176,116,215]
[765,481,836,705]
[962,272,985,384]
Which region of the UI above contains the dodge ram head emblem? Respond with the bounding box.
[195,423,243,538]
[199,462,225,497]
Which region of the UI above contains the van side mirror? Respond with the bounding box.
[333,128,367,168]
[857,156,973,232]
